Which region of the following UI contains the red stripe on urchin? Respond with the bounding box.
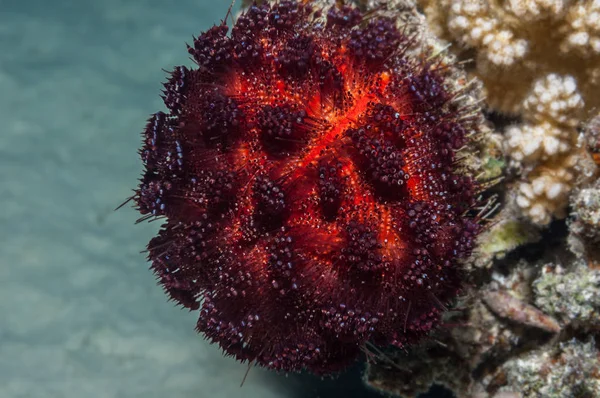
[133,0,481,374]
[294,91,374,175]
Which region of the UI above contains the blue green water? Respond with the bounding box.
[0,1,450,397]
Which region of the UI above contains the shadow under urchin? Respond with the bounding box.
[129,0,482,375]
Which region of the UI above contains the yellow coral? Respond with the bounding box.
[447,0,529,68]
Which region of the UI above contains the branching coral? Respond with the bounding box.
[418,0,600,225]
[559,0,600,56]
[506,74,586,224]
[418,0,600,114]
[513,151,581,225]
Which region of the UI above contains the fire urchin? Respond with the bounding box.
[131,0,485,374]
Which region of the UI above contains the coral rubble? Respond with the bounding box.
[498,338,600,398]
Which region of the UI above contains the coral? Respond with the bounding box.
[131,0,488,374]
[418,0,600,226]
[559,0,600,56]
[521,74,584,128]
[418,0,600,114]
[513,151,581,225]
[499,338,600,398]
[534,261,600,327]
[504,74,582,167]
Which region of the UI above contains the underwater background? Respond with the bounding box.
[0,1,450,397]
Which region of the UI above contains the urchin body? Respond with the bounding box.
[134,0,480,373]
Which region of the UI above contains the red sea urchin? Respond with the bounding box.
[133,0,483,374]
